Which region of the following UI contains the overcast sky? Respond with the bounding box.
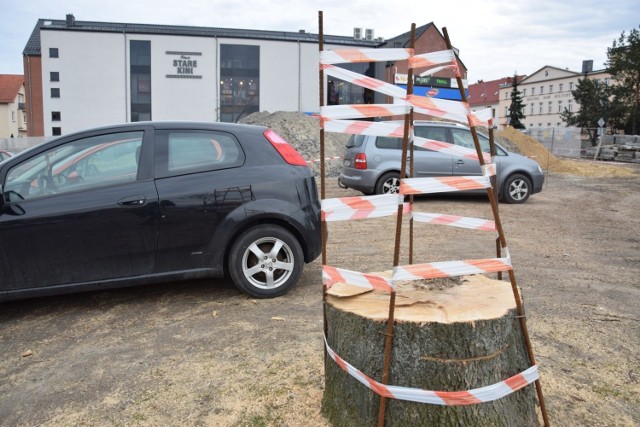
[1,0,638,83]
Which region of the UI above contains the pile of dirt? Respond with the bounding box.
[239,111,349,177]
[498,127,637,177]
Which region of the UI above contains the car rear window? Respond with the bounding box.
[156,130,245,178]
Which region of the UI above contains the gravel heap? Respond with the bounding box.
[239,111,349,177]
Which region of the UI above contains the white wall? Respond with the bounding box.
[41,30,127,135]
[146,35,217,121]
[39,28,364,135]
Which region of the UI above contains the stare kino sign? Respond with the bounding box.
[166,51,203,79]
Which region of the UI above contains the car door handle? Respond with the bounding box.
[455,160,465,165]
[117,195,146,207]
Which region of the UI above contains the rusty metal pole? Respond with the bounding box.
[318,11,329,359]
[488,125,502,280]
[378,23,416,427]
[442,27,550,427]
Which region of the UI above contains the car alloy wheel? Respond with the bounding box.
[504,173,531,204]
[229,225,303,298]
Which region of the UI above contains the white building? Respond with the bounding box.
[0,75,27,138]
[23,15,382,137]
[497,64,611,130]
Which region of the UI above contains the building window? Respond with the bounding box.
[558,101,562,112]
[548,101,552,113]
[539,102,543,114]
[52,111,61,121]
[12,111,16,122]
[604,78,610,86]
[540,86,544,94]
[52,127,62,136]
[559,83,563,92]
[51,88,60,98]
[220,44,260,123]
[504,107,508,117]
[569,82,574,91]
[523,88,527,96]
[530,104,534,115]
[49,48,59,58]
[130,40,151,122]
[505,91,509,100]
[531,87,535,95]
[50,72,59,82]
[549,84,553,93]
[568,99,573,112]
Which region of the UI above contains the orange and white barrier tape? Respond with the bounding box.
[412,213,496,231]
[323,119,405,138]
[407,94,471,123]
[324,335,538,405]
[408,49,456,69]
[400,176,491,195]
[320,48,413,65]
[413,136,491,163]
[306,156,343,164]
[321,104,410,120]
[392,255,512,281]
[322,64,407,99]
[468,108,494,127]
[482,163,497,177]
[322,265,394,292]
[322,194,407,222]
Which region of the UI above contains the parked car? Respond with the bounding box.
[0,122,322,301]
[339,121,544,203]
[0,149,14,162]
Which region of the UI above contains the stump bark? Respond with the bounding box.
[321,275,540,426]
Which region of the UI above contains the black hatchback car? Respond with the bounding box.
[0,122,322,301]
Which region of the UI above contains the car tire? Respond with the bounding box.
[502,173,532,204]
[375,171,401,195]
[228,225,304,298]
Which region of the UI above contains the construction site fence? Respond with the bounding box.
[522,126,582,159]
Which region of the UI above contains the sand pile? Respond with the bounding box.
[497,127,637,177]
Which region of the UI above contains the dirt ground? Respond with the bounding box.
[1,166,639,427]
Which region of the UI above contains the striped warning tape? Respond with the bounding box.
[408,50,456,70]
[400,176,491,195]
[392,256,512,282]
[322,119,406,138]
[321,104,410,120]
[413,136,491,162]
[482,163,497,177]
[322,265,394,292]
[324,335,538,405]
[412,212,496,231]
[306,156,343,164]
[323,64,408,99]
[320,48,413,65]
[322,194,408,222]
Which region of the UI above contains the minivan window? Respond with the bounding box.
[346,134,365,148]
[450,128,505,155]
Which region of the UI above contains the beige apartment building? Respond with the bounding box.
[497,65,611,130]
[0,75,28,138]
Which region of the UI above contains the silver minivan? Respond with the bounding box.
[338,121,544,203]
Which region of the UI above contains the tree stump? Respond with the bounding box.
[321,275,540,426]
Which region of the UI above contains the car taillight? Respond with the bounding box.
[354,153,367,170]
[264,129,308,166]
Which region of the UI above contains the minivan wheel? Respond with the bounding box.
[503,173,531,204]
[229,225,303,298]
[376,172,401,194]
